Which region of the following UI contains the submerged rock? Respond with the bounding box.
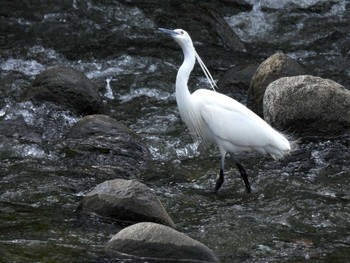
[80,179,175,228]
[25,66,103,115]
[263,75,350,136]
[105,222,220,263]
[67,114,135,138]
[247,52,306,117]
[63,114,151,177]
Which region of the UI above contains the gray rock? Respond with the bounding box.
[63,114,150,177]
[263,75,350,136]
[187,4,245,52]
[25,66,103,115]
[105,222,220,263]
[217,63,259,103]
[80,179,175,228]
[67,114,137,139]
[247,52,306,117]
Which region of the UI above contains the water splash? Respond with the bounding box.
[225,0,347,44]
[224,1,277,42]
[104,78,115,99]
[0,100,79,141]
[175,141,201,159]
[244,0,335,9]
[14,144,47,158]
[0,58,45,76]
[119,87,173,103]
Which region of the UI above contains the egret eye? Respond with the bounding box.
[180,30,184,35]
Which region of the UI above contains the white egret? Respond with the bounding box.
[158,28,291,193]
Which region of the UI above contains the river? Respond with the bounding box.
[0,0,349,262]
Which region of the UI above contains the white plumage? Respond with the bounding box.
[159,28,290,193]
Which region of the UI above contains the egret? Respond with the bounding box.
[158,28,291,193]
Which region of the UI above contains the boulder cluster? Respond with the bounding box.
[250,53,350,137]
[25,49,349,260]
[26,66,220,262]
[220,52,350,137]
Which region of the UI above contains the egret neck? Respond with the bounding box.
[176,42,195,103]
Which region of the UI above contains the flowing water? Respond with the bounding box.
[0,1,349,262]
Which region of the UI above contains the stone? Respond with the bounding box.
[80,179,175,228]
[105,222,220,263]
[263,75,350,136]
[63,114,150,176]
[25,66,103,115]
[247,52,306,117]
[67,114,136,138]
[217,63,259,103]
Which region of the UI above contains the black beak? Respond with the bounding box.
[158,28,179,37]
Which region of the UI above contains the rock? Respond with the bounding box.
[105,222,219,263]
[150,2,247,51]
[263,75,350,136]
[67,114,135,138]
[24,66,103,115]
[187,3,245,52]
[63,114,150,176]
[80,179,175,228]
[217,63,259,103]
[247,52,306,117]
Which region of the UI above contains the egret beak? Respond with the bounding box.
[158,28,179,36]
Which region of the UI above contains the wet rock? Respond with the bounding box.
[67,114,134,138]
[217,63,259,103]
[63,114,151,177]
[105,222,219,263]
[80,179,175,228]
[24,67,103,115]
[186,3,245,52]
[0,116,41,143]
[263,75,350,136]
[247,52,306,117]
[122,2,250,76]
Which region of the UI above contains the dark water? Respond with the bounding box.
[1,0,350,262]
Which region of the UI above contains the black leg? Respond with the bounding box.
[214,169,224,193]
[232,157,251,193]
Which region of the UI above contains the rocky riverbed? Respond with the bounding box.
[0,0,349,262]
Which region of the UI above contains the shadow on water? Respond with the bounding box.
[0,0,350,262]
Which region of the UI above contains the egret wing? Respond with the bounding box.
[200,104,274,148]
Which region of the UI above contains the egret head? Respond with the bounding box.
[158,28,193,49]
[159,27,217,91]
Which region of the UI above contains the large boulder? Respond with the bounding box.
[24,66,103,115]
[63,114,150,176]
[80,179,175,228]
[105,222,220,263]
[247,52,306,117]
[263,75,350,136]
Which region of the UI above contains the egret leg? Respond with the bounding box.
[213,155,225,193]
[232,157,251,193]
[214,169,224,193]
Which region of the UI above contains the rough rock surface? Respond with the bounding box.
[25,66,103,115]
[80,179,175,228]
[217,63,259,103]
[264,75,350,136]
[247,52,306,117]
[105,222,220,263]
[63,114,150,177]
[67,114,136,138]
